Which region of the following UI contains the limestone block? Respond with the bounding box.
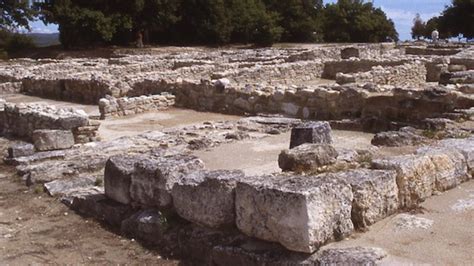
[104,155,144,205]
[130,155,205,208]
[172,170,244,228]
[316,247,387,265]
[120,209,168,245]
[7,142,35,158]
[439,138,474,175]
[32,129,75,151]
[341,47,360,59]
[235,174,353,253]
[333,169,399,228]
[416,147,469,191]
[278,144,338,172]
[289,121,332,149]
[372,155,436,208]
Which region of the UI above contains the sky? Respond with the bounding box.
[28,0,452,41]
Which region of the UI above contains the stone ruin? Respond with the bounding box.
[0,42,473,264]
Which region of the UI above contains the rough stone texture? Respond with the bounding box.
[290,121,333,149]
[44,176,95,196]
[172,170,244,228]
[130,154,205,208]
[439,138,474,175]
[341,47,360,59]
[372,155,436,208]
[332,169,399,228]
[316,247,387,265]
[235,174,354,253]
[120,209,169,245]
[278,144,338,172]
[104,155,144,205]
[336,73,356,84]
[7,142,35,158]
[416,147,470,191]
[32,129,75,151]
[99,94,175,119]
[371,128,427,147]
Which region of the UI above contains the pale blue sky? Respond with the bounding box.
[29,0,452,40]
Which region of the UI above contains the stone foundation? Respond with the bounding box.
[98,94,175,119]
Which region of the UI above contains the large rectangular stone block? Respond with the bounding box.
[235,175,353,253]
[32,129,75,151]
[332,169,399,228]
[172,170,244,228]
[439,138,474,176]
[130,154,204,208]
[372,155,436,208]
[289,121,332,149]
[104,155,144,205]
[417,147,469,191]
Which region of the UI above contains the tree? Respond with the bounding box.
[411,13,426,40]
[439,0,474,38]
[321,0,398,43]
[0,0,36,30]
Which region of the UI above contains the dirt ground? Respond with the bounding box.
[0,138,178,265]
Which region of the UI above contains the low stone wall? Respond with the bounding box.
[344,62,427,86]
[98,94,175,119]
[0,100,99,144]
[0,82,22,94]
[322,59,409,79]
[21,78,113,104]
[405,46,462,56]
[130,79,473,131]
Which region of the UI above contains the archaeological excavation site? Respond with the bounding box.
[0,42,473,264]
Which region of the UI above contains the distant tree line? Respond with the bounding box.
[411,0,473,40]
[32,0,398,48]
[2,0,399,48]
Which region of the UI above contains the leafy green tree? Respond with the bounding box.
[321,0,398,43]
[439,0,474,38]
[0,0,36,30]
[264,0,323,42]
[411,13,426,40]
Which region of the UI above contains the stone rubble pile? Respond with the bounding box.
[0,100,100,150]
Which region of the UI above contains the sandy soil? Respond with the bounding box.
[325,180,474,265]
[99,108,241,141]
[0,138,178,264]
[194,130,376,175]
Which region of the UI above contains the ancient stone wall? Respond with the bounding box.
[0,100,99,143]
[322,59,409,79]
[98,94,175,119]
[350,62,427,86]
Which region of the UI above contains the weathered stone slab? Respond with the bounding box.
[121,209,169,245]
[104,155,144,205]
[316,247,387,265]
[372,155,436,208]
[44,176,96,196]
[371,129,427,147]
[341,47,360,59]
[32,129,75,151]
[7,142,35,158]
[416,147,469,191]
[333,169,399,228]
[289,121,332,149]
[130,154,205,208]
[172,170,244,228]
[278,144,338,172]
[235,175,353,253]
[439,138,474,175]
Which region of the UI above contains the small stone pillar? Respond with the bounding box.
[290,121,333,149]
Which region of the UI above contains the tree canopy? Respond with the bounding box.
[321,0,398,43]
[411,14,426,40]
[1,0,36,30]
